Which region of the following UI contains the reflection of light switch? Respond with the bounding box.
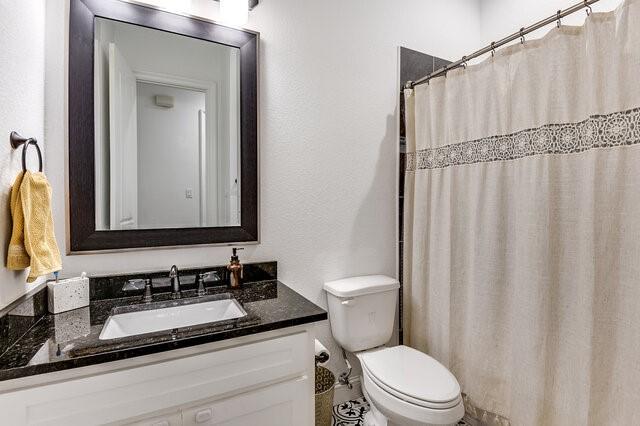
[185,189,193,199]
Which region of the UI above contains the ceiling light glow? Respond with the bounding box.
[220,0,249,26]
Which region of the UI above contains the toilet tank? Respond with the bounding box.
[324,275,399,352]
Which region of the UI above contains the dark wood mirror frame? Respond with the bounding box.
[68,0,258,252]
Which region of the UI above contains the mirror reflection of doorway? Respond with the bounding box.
[136,82,208,229]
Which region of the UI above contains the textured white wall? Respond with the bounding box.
[43,0,482,378]
[0,0,46,308]
[479,0,625,46]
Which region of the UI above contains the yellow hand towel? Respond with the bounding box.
[7,171,62,282]
[7,172,30,269]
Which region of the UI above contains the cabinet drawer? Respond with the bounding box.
[182,376,312,426]
[0,332,310,425]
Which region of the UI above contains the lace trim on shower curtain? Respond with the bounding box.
[406,107,640,171]
[462,394,511,426]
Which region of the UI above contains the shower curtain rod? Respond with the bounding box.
[405,0,601,89]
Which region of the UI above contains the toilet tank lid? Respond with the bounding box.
[324,275,399,298]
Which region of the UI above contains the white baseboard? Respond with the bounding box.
[332,375,363,405]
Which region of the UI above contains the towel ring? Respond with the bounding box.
[10,131,43,172]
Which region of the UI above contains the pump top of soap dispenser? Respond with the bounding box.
[231,247,243,261]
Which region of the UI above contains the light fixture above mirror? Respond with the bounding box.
[216,0,258,26]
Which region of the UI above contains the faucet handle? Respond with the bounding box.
[196,274,206,297]
[196,271,220,297]
[143,279,153,303]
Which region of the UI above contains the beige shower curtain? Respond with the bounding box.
[403,1,640,424]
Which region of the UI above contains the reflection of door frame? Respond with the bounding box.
[134,71,218,226]
[94,39,109,230]
[109,42,139,230]
[198,109,207,226]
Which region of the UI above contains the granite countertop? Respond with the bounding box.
[0,278,326,382]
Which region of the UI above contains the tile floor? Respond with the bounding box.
[331,397,471,426]
[332,397,370,425]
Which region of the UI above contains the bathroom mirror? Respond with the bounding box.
[68,0,258,252]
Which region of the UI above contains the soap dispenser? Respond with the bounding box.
[227,247,244,289]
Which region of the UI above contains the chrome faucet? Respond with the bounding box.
[169,265,181,299]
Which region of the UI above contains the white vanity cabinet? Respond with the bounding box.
[0,327,316,426]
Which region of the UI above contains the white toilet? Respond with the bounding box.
[324,275,465,426]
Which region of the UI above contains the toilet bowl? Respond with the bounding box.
[324,275,464,426]
[356,346,464,426]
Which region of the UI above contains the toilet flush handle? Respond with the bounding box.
[341,298,355,306]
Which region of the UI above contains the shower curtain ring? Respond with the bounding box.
[585,1,592,16]
[461,56,468,69]
[519,28,526,44]
[491,42,496,57]
[556,10,562,27]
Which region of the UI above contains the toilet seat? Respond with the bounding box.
[357,346,462,409]
[361,362,462,411]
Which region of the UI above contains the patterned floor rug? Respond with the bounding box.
[331,397,471,426]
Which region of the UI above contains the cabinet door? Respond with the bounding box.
[182,377,311,426]
[125,411,182,426]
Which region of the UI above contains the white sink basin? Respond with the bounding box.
[99,297,247,340]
